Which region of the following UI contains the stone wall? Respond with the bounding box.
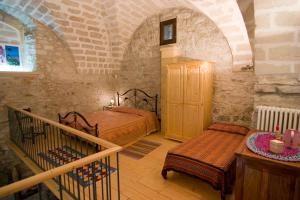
[120,8,255,127]
[0,0,253,74]
[254,0,300,75]
[108,0,253,72]
[0,15,116,170]
[0,1,115,74]
[253,0,300,112]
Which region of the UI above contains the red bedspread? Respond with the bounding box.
[61,107,159,146]
[162,123,249,199]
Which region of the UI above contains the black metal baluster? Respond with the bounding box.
[26,115,30,157]
[105,157,109,200]
[92,161,97,200]
[35,118,40,163]
[59,175,63,200]
[108,156,112,200]
[53,126,57,169]
[32,118,36,163]
[81,165,86,200]
[37,120,42,168]
[49,125,53,167]
[66,133,74,194]
[86,141,91,200]
[61,130,68,193]
[55,127,60,168]
[26,116,31,158]
[37,119,43,165]
[116,153,120,200]
[43,121,49,170]
[30,116,35,161]
[76,167,81,200]
[75,135,81,199]
[23,113,27,153]
[99,146,104,200]
[80,138,86,200]
[70,134,75,197]
[60,129,67,191]
[41,121,47,171]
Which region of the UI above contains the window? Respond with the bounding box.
[0,20,35,72]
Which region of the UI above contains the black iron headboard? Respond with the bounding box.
[117,88,158,115]
[58,111,99,137]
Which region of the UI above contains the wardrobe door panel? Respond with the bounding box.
[183,104,203,139]
[166,103,183,139]
[167,65,183,104]
[184,64,203,104]
[166,64,184,139]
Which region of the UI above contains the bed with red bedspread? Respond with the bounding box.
[161,123,250,200]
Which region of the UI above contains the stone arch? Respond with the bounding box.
[110,0,252,71]
[0,4,36,31]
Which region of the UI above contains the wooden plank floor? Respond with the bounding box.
[9,132,235,200]
[115,133,235,200]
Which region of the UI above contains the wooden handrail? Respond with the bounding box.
[0,146,121,198]
[7,105,119,149]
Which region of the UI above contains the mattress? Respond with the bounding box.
[62,107,159,146]
[162,123,249,197]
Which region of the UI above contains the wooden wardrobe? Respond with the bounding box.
[162,60,213,141]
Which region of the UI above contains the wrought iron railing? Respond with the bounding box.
[0,106,122,200]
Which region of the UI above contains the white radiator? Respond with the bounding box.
[256,106,300,133]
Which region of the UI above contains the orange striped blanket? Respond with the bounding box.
[162,123,249,200]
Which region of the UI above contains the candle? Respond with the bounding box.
[291,130,294,138]
[270,139,284,154]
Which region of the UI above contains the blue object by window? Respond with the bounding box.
[5,45,20,66]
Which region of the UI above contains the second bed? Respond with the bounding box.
[58,89,159,146]
[161,123,250,200]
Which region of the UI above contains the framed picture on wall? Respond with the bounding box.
[160,18,177,45]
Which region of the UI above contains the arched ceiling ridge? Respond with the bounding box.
[109,0,253,70]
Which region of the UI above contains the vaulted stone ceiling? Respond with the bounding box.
[0,0,252,73]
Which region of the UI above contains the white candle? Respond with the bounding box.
[291,130,295,138]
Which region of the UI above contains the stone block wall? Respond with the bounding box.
[0,16,116,171]
[106,0,253,72]
[1,0,253,74]
[120,8,255,127]
[1,0,115,74]
[253,0,300,114]
[254,0,300,74]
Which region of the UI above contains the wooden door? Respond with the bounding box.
[165,64,184,139]
[183,63,203,139]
